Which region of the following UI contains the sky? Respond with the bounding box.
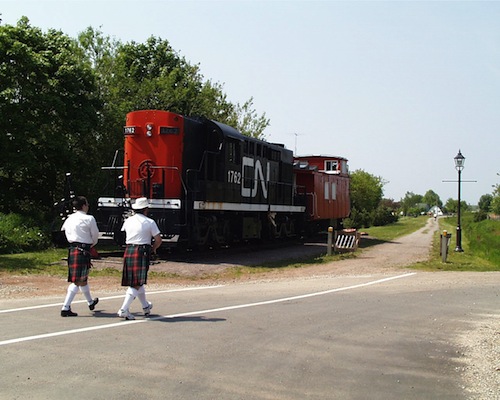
[1,0,499,204]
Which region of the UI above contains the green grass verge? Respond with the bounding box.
[407,215,499,272]
[362,216,430,242]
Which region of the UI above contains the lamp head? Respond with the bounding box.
[454,150,465,171]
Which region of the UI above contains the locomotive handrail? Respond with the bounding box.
[101,165,188,197]
[146,165,188,195]
[185,149,221,193]
[101,166,127,170]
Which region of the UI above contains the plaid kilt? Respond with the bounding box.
[67,243,92,285]
[122,245,151,287]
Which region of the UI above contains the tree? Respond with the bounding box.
[400,192,423,216]
[478,194,493,213]
[444,198,469,214]
[491,175,500,215]
[422,190,442,208]
[100,35,269,139]
[349,170,384,212]
[0,18,101,220]
[346,170,384,228]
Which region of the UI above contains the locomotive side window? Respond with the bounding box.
[256,143,262,157]
[269,149,281,162]
[227,139,240,163]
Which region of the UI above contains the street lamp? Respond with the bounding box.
[454,150,465,252]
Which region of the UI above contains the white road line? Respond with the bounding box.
[0,273,416,347]
[0,285,225,314]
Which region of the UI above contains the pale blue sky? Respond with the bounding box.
[2,0,499,204]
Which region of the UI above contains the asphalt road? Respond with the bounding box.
[0,271,498,400]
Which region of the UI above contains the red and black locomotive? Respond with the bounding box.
[95,110,350,248]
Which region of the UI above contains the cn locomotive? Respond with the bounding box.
[95,110,350,248]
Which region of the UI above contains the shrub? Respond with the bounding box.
[0,213,50,254]
[372,206,399,226]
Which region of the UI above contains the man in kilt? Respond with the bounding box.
[118,197,162,320]
[60,196,99,317]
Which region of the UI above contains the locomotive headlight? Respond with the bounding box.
[146,124,154,137]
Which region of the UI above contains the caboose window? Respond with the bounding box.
[325,160,338,171]
[331,183,337,200]
[324,182,329,200]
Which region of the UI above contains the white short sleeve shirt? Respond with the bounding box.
[121,213,161,245]
[61,211,99,245]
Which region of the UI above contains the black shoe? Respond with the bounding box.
[61,308,78,317]
[88,298,99,311]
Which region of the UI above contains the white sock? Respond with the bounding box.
[79,284,93,304]
[119,287,138,311]
[62,283,79,310]
[137,285,149,308]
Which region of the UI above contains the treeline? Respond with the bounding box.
[0,17,269,223]
[345,171,500,229]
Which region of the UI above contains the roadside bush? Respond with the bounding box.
[473,210,488,222]
[344,208,373,229]
[0,213,50,254]
[372,206,399,226]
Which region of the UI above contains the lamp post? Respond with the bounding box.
[454,150,465,252]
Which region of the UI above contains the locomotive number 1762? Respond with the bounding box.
[227,170,241,184]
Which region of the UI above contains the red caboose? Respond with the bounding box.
[294,155,350,231]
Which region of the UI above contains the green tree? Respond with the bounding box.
[400,192,423,216]
[478,194,493,213]
[346,170,384,228]
[0,18,101,220]
[102,35,269,139]
[422,190,442,208]
[444,198,469,214]
[491,176,500,215]
[350,170,384,212]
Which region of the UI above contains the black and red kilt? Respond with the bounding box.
[67,243,92,285]
[121,244,151,287]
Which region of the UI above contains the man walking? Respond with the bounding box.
[60,196,99,317]
[118,197,162,320]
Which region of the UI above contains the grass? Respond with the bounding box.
[0,247,123,278]
[0,214,498,277]
[407,215,499,272]
[0,248,67,275]
[362,216,430,242]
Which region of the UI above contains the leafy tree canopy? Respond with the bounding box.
[0,19,270,222]
[349,169,384,213]
[478,194,493,213]
[0,17,101,219]
[422,189,442,208]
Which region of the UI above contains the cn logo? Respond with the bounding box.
[241,156,270,198]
